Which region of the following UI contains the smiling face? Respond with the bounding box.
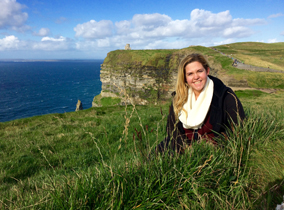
[185,61,210,98]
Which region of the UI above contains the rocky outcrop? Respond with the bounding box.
[99,64,174,105]
[75,100,83,111]
[92,101,101,107]
[94,46,247,106]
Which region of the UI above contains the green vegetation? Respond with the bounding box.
[193,44,284,89]
[1,91,284,209]
[235,89,268,98]
[199,44,284,89]
[100,97,121,106]
[93,94,121,106]
[215,42,284,71]
[103,49,178,68]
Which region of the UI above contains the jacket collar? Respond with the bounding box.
[208,75,228,100]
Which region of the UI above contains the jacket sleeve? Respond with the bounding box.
[223,89,245,125]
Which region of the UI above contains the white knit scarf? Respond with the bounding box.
[179,77,214,130]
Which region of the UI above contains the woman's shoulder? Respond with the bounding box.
[223,89,246,121]
[209,75,226,89]
[209,75,229,99]
[223,89,238,104]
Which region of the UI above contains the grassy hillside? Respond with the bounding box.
[102,43,284,92]
[104,49,178,69]
[187,45,284,89]
[194,44,284,89]
[1,90,284,209]
[214,42,284,71]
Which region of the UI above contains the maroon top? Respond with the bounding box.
[183,112,217,145]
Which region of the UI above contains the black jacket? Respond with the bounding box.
[157,75,245,153]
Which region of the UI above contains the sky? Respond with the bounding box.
[0,0,283,60]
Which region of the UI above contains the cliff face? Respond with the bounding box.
[94,46,226,106]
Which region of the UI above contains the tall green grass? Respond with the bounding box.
[46,105,284,209]
[1,91,284,209]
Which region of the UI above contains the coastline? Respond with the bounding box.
[0,60,102,122]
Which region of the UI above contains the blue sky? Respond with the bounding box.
[0,0,283,59]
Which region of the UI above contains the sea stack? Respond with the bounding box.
[75,100,83,111]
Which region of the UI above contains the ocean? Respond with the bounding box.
[0,60,103,122]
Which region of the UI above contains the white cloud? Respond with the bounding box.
[75,38,111,50]
[97,38,110,47]
[72,9,267,52]
[232,18,266,26]
[133,10,262,39]
[281,31,284,36]
[213,38,236,46]
[223,26,254,38]
[191,9,232,27]
[132,13,171,28]
[33,36,74,51]
[0,35,74,52]
[41,36,66,42]
[267,38,278,43]
[256,40,265,43]
[0,9,270,58]
[0,0,29,30]
[0,35,20,50]
[74,20,113,39]
[115,20,131,34]
[75,40,97,50]
[34,28,50,36]
[144,39,190,49]
[268,13,284,19]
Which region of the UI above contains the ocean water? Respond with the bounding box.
[0,60,103,122]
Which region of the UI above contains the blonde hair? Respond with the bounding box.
[173,53,210,118]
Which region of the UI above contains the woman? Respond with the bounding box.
[157,53,245,153]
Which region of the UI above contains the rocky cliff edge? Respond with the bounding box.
[93,46,245,106]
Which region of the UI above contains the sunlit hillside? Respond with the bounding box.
[214,42,284,71]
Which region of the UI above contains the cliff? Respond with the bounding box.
[93,46,244,106]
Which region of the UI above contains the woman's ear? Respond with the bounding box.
[206,67,210,75]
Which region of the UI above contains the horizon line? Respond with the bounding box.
[0,59,105,62]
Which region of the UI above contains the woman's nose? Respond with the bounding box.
[193,73,199,79]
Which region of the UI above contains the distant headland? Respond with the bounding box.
[93,42,284,107]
